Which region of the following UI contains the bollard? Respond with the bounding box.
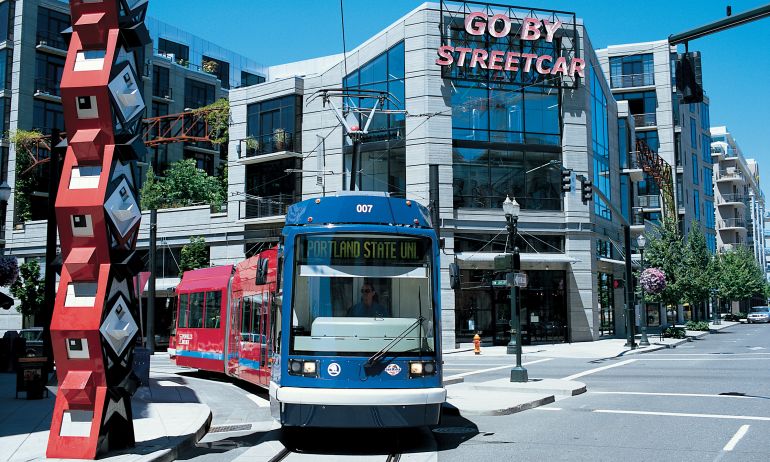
[473,333,481,355]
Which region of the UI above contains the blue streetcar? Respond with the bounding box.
[269,193,446,428]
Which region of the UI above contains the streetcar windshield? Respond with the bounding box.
[290,234,435,356]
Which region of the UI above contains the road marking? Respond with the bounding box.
[157,380,183,387]
[748,347,765,350]
[245,393,270,407]
[533,407,562,411]
[444,358,553,380]
[593,409,770,421]
[633,358,770,361]
[723,425,750,451]
[642,353,770,356]
[561,359,636,381]
[590,391,754,399]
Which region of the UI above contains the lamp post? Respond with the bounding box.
[503,196,527,383]
[712,288,720,325]
[637,234,650,346]
[0,181,9,251]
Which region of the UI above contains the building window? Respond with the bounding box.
[637,130,659,153]
[184,79,215,109]
[700,102,710,130]
[343,42,405,142]
[608,53,654,88]
[690,117,697,146]
[694,190,700,220]
[149,101,172,173]
[455,233,564,253]
[35,53,65,96]
[158,38,189,65]
[32,100,64,133]
[152,65,171,98]
[0,49,11,91]
[0,97,9,135]
[692,154,698,185]
[591,64,611,220]
[705,199,715,229]
[202,55,230,89]
[453,147,561,210]
[37,7,69,50]
[614,90,657,127]
[618,118,629,169]
[241,71,265,87]
[675,174,683,208]
[701,134,711,164]
[703,167,713,197]
[244,159,299,219]
[344,142,405,198]
[0,1,14,42]
[184,149,215,176]
[245,95,302,156]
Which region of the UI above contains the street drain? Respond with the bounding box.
[208,424,253,433]
[719,392,746,396]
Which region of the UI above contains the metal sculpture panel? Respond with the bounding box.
[47,1,150,458]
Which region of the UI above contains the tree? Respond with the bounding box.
[640,220,685,308]
[179,236,209,277]
[10,259,45,321]
[10,130,48,224]
[139,159,225,211]
[679,224,714,308]
[714,246,766,305]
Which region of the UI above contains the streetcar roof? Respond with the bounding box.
[285,195,432,228]
[177,265,234,293]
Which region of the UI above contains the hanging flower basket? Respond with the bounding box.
[640,267,666,295]
[0,255,19,287]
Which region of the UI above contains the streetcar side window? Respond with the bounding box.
[204,291,221,328]
[241,297,252,341]
[178,294,189,328]
[189,292,204,328]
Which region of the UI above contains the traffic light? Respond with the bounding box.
[676,52,703,104]
[580,178,593,204]
[561,169,572,193]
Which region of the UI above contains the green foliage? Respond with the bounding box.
[725,312,747,322]
[139,160,225,211]
[679,224,715,307]
[714,246,766,304]
[685,320,710,331]
[640,220,685,307]
[192,98,230,145]
[663,326,686,339]
[10,129,47,224]
[9,260,45,317]
[179,236,209,277]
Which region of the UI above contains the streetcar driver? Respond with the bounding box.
[347,282,390,317]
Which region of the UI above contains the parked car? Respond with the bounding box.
[19,327,44,356]
[747,306,770,324]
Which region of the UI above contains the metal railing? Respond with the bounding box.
[716,169,743,181]
[719,218,746,229]
[638,195,661,208]
[621,150,640,170]
[610,73,654,88]
[34,77,61,97]
[241,131,300,157]
[152,86,173,100]
[633,113,657,128]
[711,146,725,156]
[36,31,67,51]
[238,194,298,220]
[718,193,746,204]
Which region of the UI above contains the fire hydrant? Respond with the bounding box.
[473,333,481,355]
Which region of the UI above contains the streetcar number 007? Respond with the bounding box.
[356,204,373,213]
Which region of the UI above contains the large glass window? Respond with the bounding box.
[591,64,611,220]
[451,82,559,145]
[184,79,215,109]
[614,91,657,127]
[37,7,69,50]
[202,55,230,89]
[152,65,171,98]
[703,167,713,197]
[244,159,299,219]
[0,1,13,42]
[178,294,189,328]
[343,42,405,141]
[637,130,659,153]
[35,53,65,96]
[0,50,12,91]
[692,154,698,185]
[245,95,302,155]
[608,54,654,88]
[241,71,265,87]
[344,142,405,198]
[618,118,629,169]
[701,134,712,163]
[188,292,204,328]
[290,234,435,356]
[453,147,560,210]
[158,38,189,64]
[204,291,221,328]
[690,117,698,146]
[693,190,700,220]
[32,100,64,133]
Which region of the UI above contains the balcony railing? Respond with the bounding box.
[719,218,746,229]
[34,77,61,97]
[711,146,724,156]
[241,131,300,158]
[638,195,661,208]
[718,193,746,204]
[36,31,67,51]
[152,86,173,100]
[238,194,298,220]
[610,73,654,89]
[621,151,640,170]
[633,113,657,128]
[716,169,743,181]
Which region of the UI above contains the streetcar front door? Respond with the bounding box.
[256,289,270,387]
[226,296,241,376]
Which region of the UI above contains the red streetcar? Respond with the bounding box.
[174,248,279,387]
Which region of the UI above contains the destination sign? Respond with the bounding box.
[300,236,429,264]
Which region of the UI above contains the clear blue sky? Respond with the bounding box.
[148,0,770,197]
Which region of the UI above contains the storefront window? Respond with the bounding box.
[598,273,614,336]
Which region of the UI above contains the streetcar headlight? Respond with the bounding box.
[409,361,437,377]
[288,359,318,377]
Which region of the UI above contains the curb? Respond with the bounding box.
[443,376,465,386]
[147,409,212,462]
[444,394,556,416]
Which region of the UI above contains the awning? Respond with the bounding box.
[455,252,578,265]
[598,257,627,266]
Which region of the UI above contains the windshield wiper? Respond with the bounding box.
[365,315,425,367]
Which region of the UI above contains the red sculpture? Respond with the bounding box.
[47,1,150,458]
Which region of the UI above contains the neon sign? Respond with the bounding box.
[436,12,585,78]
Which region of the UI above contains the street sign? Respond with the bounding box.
[514,272,528,288]
[492,279,508,287]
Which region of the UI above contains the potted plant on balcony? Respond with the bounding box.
[245,137,259,155]
[202,59,218,74]
[176,57,189,68]
[273,128,288,151]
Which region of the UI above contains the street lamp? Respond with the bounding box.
[503,196,527,383]
[0,181,10,204]
[636,234,650,346]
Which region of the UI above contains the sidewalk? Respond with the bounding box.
[442,320,740,416]
[0,373,211,462]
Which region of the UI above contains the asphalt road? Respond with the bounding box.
[164,323,770,461]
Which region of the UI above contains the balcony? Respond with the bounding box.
[719,218,747,230]
[238,131,301,165]
[610,73,654,89]
[716,169,743,182]
[711,146,724,159]
[720,242,750,253]
[36,32,67,55]
[638,195,661,209]
[633,113,657,128]
[34,77,61,101]
[717,194,746,206]
[238,194,298,222]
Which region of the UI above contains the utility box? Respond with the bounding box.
[16,356,49,399]
[133,347,150,387]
